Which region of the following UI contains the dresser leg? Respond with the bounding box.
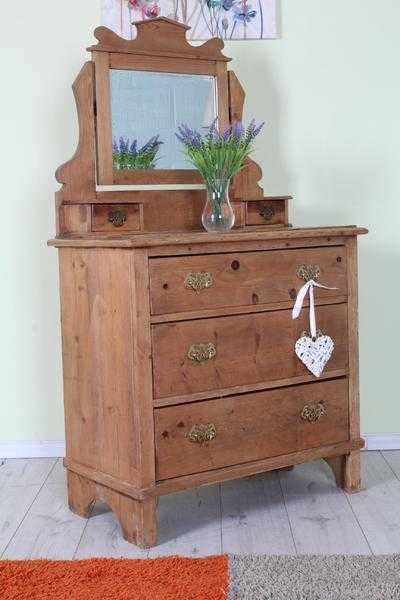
[325,450,361,493]
[67,470,96,518]
[67,470,157,547]
[105,492,157,548]
[343,450,362,493]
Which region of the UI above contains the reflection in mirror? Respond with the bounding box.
[110,70,217,171]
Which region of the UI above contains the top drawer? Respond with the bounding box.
[149,247,347,315]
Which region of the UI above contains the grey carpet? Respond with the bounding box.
[228,555,400,599]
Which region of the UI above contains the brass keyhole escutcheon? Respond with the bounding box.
[187,343,217,363]
[187,423,217,444]
[108,209,127,228]
[297,264,321,282]
[301,402,326,423]
[185,272,213,293]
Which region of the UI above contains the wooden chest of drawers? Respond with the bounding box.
[50,226,367,548]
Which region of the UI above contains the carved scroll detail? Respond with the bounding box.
[55,61,96,205]
[89,18,231,62]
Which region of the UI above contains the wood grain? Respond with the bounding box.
[88,19,231,62]
[149,246,347,315]
[154,378,349,480]
[152,439,364,497]
[345,237,362,492]
[49,226,368,248]
[93,51,113,184]
[152,303,348,399]
[59,247,139,483]
[246,199,288,226]
[91,203,141,232]
[55,62,96,207]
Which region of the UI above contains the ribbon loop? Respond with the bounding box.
[292,280,337,340]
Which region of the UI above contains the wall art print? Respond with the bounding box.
[101,0,277,40]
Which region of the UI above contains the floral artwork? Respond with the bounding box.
[101,0,276,40]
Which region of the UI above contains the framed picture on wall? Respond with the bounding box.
[101,0,277,40]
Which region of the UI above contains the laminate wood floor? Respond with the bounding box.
[1,451,400,559]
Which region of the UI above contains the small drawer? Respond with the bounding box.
[152,303,348,399]
[91,204,141,232]
[246,199,287,226]
[154,378,349,480]
[149,246,347,316]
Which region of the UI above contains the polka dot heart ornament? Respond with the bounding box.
[292,276,337,378]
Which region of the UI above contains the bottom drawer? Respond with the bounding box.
[154,378,349,480]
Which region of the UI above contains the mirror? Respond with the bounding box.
[110,70,217,171]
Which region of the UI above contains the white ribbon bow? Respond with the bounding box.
[292,280,337,339]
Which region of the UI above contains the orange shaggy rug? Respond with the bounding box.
[0,556,228,600]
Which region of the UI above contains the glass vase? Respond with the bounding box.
[202,178,235,233]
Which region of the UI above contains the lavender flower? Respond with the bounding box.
[113,134,163,170]
[129,139,137,155]
[175,119,264,188]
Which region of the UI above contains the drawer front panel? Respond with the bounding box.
[149,247,346,315]
[91,204,141,232]
[152,303,348,399]
[246,199,286,226]
[155,378,349,480]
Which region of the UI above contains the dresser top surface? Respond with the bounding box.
[48,225,368,249]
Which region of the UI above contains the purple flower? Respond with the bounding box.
[207,118,221,142]
[119,137,130,154]
[245,119,265,141]
[222,0,235,9]
[234,4,256,22]
[129,139,138,155]
[223,124,232,140]
[232,121,244,139]
[113,138,119,153]
[176,124,202,148]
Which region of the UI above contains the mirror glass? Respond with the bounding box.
[110,70,217,170]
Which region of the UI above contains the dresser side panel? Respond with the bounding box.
[58,247,139,485]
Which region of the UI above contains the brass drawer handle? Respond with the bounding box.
[108,209,127,228]
[297,264,321,282]
[259,203,275,221]
[185,272,213,293]
[187,343,216,363]
[301,402,326,423]
[188,423,216,444]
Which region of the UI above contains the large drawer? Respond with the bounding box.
[152,303,348,400]
[149,246,347,315]
[154,378,349,480]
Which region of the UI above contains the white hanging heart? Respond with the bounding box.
[295,334,334,378]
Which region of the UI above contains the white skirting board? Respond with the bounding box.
[0,441,66,459]
[0,435,400,458]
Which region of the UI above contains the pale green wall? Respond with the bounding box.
[1,0,399,442]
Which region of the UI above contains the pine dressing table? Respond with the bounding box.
[49,18,367,548]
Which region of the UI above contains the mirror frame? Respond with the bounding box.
[89,18,231,186]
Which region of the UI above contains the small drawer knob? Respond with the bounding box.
[187,343,216,363]
[301,402,326,423]
[259,203,275,221]
[108,209,127,228]
[185,272,213,293]
[187,423,216,444]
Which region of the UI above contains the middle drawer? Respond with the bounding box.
[152,303,348,400]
